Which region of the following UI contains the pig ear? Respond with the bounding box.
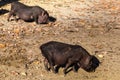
[90,56,93,64]
[84,56,91,65]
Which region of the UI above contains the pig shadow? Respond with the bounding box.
[0,0,19,15]
[0,0,19,7]
[49,16,56,22]
[0,9,9,15]
[10,16,57,24]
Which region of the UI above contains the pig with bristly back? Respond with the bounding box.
[40,41,100,75]
[7,1,49,24]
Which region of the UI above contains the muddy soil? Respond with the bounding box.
[0,0,120,80]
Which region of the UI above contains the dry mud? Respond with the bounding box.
[0,0,120,80]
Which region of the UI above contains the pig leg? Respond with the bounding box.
[72,64,77,72]
[55,65,60,73]
[13,14,18,22]
[33,15,39,24]
[7,11,14,21]
[44,58,50,71]
[63,58,74,74]
[7,10,18,21]
[47,57,56,73]
[72,63,79,72]
[50,64,56,73]
[49,61,56,73]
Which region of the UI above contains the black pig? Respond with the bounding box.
[7,1,49,24]
[40,41,100,74]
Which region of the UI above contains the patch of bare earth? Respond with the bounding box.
[0,0,120,80]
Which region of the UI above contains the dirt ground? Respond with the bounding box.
[0,0,120,80]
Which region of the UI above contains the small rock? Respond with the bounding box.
[35,28,42,32]
[0,43,6,48]
[98,54,104,58]
[13,29,20,34]
[33,61,40,65]
[10,71,19,75]
[85,25,92,29]
[20,72,27,76]
[42,27,49,32]
[0,23,4,26]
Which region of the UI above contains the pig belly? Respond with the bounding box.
[20,14,33,21]
[54,55,67,65]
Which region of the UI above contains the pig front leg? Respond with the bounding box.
[7,11,13,21]
[33,15,39,24]
[72,63,80,72]
[7,11,17,22]
[44,58,50,71]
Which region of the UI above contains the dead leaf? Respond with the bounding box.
[10,71,19,75]
[13,29,20,34]
[0,23,4,26]
[0,43,6,48]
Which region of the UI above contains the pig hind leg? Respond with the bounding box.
[48,58,57,73]
[44,58,50,71]
[43,54,56,73]
[63,58,74,74]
